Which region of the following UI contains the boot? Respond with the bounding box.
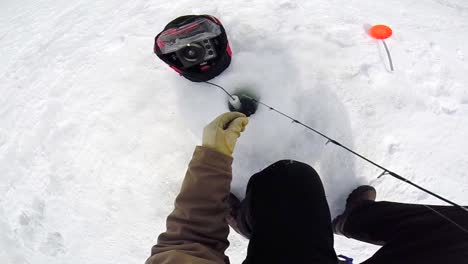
[333,185,376,236]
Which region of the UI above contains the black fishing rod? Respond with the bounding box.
[249,96,468,213]
[204,81,468,235]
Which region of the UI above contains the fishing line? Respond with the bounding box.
[205,81,236,100]
[204,81,468,235]
[423,205,468,234]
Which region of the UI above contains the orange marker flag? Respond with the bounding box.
[369,25,394,71]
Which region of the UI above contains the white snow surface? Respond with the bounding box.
[1,0,468,263]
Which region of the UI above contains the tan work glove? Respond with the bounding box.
[203,112,249,156]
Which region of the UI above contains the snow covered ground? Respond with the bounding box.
[1,0,468,263]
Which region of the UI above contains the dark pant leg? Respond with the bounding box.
[241,160,338,264]
[342,201,468,264]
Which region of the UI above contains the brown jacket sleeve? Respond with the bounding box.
[146,146,233,264]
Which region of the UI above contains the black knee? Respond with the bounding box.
[269,159,319,181]
[246,160,331,235]
[250,160,323,194]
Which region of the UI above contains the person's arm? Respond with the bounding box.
[146,112,249,264]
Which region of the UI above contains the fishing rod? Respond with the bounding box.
[204,81,468,235]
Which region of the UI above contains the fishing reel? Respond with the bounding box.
[228,92,259,117]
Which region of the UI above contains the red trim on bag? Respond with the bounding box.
[163,28,177,35]
[226,43,232,57]
[156,38,165,50]
[201,65,211,71]
[164,24,199,36]
[211,16,222,25]
[170,65,183,75]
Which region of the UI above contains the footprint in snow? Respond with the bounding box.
[279,1,298,10]
[39,232,66,256]
[383,136,401,155]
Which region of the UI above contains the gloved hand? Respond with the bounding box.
[203,112,249,156]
